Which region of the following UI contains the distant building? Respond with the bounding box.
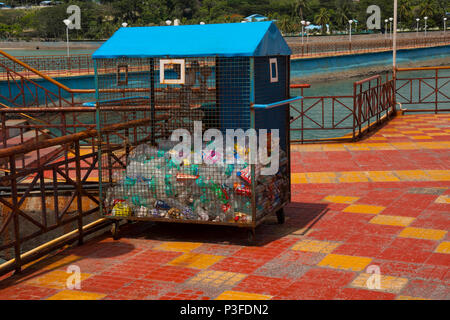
[0,2,11,9]
[244,14,269,22]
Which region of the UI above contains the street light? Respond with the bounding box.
[385,19,388,38]
[301,20,305,44]
[444,18,447,34]
[424,16,428,36]
[416,18,420,36]
[306,21,310,43]
[122,22,128,28]
[63,19,71,58]
[349,19,353,42]
[389,17,393,38]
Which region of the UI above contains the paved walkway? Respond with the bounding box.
[0,113,449,300]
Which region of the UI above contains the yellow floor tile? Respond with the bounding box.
[397,295,428,300]
[291,145,323,152]
[215,291,272,300]
[369,215,415,227]
[426,132,449,136]
[365,171,400,182]
[410,136,432,140]
[368,137,388,141]
[318,254,372,271]
[435,195,450,204]
[345,145,371,151]
[291,239,340,254]
[434,242,450,254]
[343,204,385,215]
[399,227,447,241]
[322,144,346,152]
[395,170,430,181]
[425,170,450,182]
[351,273,408,293]
[390,142,418,150]
[338,171,370,183]
[168,252,224,269]
[26,270,92,290]
[401,131,423,134]
[417,142,447,149]
[291,173,308,184]
[305,172,337,184]
[155,241,203,253]
[47,290,106,300]
[382,134,405,137]
[187,271,247,288]
[323,195,360,204]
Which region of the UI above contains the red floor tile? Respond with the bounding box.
[335,288,396,300]
[233,275,293,296]
[144,266,199,283]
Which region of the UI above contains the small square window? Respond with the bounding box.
[117,64,128,86]
[269,58,278,83]
[160,59,185,84]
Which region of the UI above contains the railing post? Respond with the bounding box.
[9,154,22,273]
[353,83,357,141]
[435,68,438,114]
[74,140,84,245]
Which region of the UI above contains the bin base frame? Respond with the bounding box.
[104,201,288,245]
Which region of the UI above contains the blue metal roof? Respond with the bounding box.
[92,21,291,59]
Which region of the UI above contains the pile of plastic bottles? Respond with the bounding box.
[103,141,289,224]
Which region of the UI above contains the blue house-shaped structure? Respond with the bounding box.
[93,21,298,232]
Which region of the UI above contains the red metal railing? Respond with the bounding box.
[290,75,396,143]
[0,53,93,80]
[0,116,169,275]
[353,75,396,139]
[395,66,450,113]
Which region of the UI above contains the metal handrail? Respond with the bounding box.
[253,96,303,109]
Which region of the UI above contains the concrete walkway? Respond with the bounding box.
[0,113,448,300]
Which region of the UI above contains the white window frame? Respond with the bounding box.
[160,59,185,84]
[269,58,278,83]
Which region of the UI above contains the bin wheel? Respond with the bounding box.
[111,221,120,240]
[276,208,285,224]
[247,229,255,245]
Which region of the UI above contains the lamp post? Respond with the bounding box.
[122,22,128,28]
[349,19,353,42]
[424,16,428,36]
[165,20,172,26]
[444,18,447,34]
[63,19,71,58]
[385,19,388,38]
[416,18,420,36]
[301,20,305,44]
[306,21,310,43]
[389,17,393,38]
[393,0,398,79]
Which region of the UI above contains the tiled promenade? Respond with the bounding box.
[0,113,449,300]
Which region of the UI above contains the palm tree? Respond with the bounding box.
[314,8,331,34]
[292,0,309,21]
[419,1,436,18]
[398,0,412,30]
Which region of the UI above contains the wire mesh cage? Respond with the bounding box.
[93,22,296,236]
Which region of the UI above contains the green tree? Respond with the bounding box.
[314,7,331,34]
